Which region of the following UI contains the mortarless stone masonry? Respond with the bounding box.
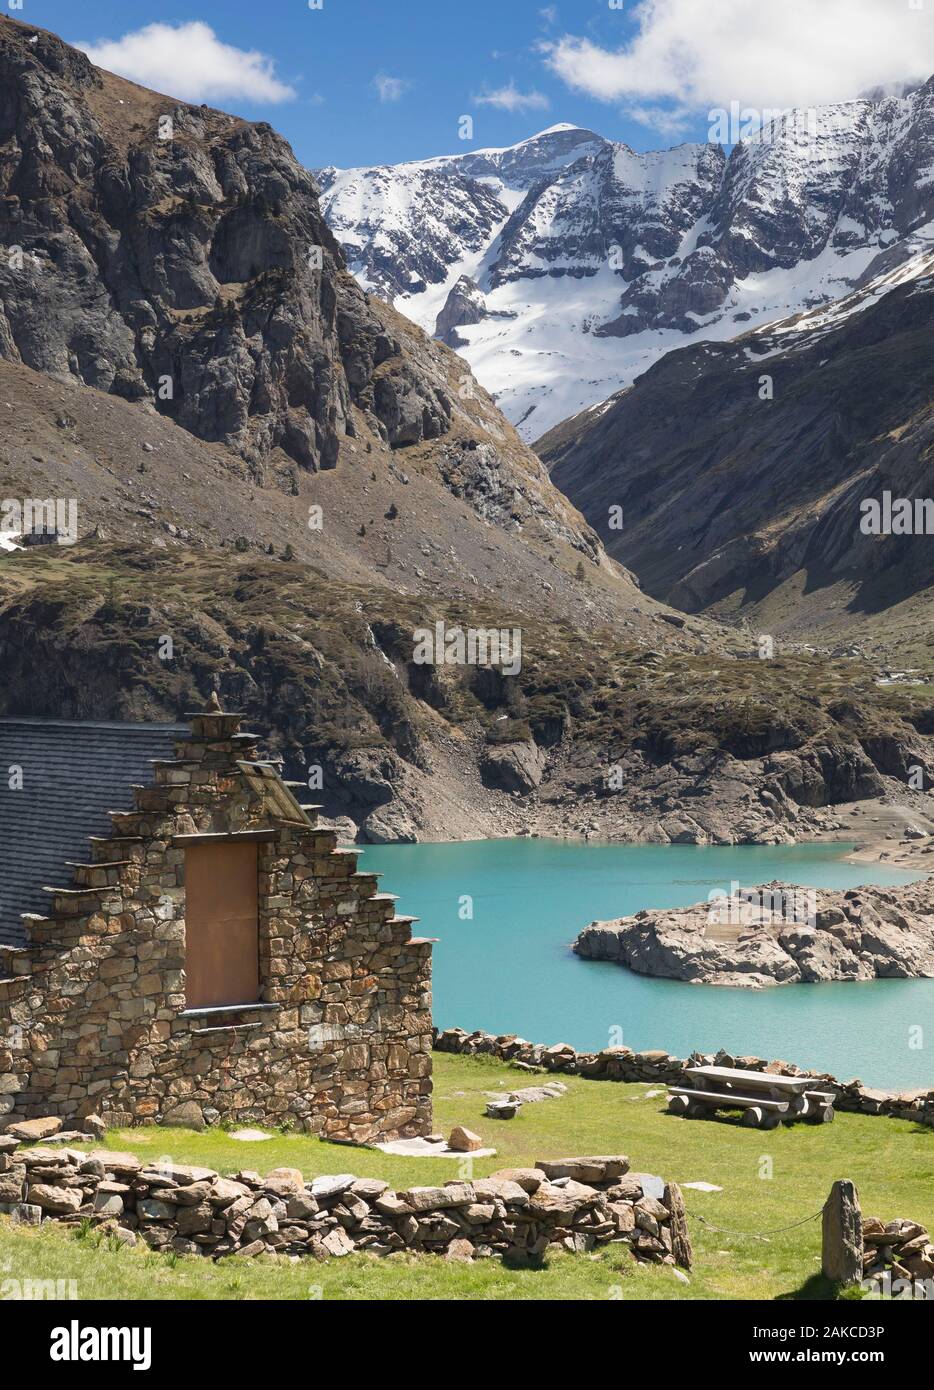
[0,1140,692,1268]
[0,709,433,1140]
[432,1030,934,1126]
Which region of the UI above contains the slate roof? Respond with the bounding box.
[0,719,187,950]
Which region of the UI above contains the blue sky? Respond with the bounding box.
[24,0,934,169]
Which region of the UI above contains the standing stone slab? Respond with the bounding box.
[664,1182,693,1270]
[822,1179,863,1284]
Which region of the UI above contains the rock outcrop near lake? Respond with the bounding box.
[573,878,934,988]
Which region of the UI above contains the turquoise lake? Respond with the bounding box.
[358,840,933,1090]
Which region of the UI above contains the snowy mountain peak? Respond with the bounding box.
[317,85,934,439]
[533,123,588,136]
[467,122,601,153]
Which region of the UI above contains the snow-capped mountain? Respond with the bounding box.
[315,124,606,301]
[316,87,934,440]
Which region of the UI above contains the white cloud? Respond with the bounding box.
[626,104,693,139]
[475,81,550,114]
[373,73,411,103]
[542,0,934,112]
[77,21,296,104]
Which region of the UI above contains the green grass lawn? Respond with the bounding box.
[1,1053,931,1301]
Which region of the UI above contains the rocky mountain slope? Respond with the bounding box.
[318,87,934,439]
[574,878,934,988]
[0,18,666,626]
[1,19,933,847]
[4,537,934,846]
[540,244,934,664]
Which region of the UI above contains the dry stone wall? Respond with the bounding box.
[433,1029,934,1127]
[0,712,432,1141]
[862,1215,934,1292]
[0,1137,691,1268]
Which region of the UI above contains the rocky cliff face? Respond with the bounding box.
[489,140,725,291]
[600,87,934,338]
[434,276,489,348]
[0,20,531,485]
[541,246,934,650]
[315,124,607,299]
[0,18,632,572]
[0,22,350,471]
[318,89,934,438]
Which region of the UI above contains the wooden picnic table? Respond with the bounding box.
[688,1065,813,1097]
[667,1065,836,1129]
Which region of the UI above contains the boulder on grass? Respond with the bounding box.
[449,1126,483,1152]
[822,1179,863,1284]
[445,1237,475,1262]
[485,1099,521,1119]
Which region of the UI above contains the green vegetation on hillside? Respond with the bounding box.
[1,542,930,769]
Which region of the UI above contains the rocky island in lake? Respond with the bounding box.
[573,878,934,989]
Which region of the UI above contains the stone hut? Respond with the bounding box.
[0,706,433,1140]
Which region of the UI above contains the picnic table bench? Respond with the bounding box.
[667,1065,836,1130]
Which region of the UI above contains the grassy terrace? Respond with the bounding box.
[1,1053,931,1301]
